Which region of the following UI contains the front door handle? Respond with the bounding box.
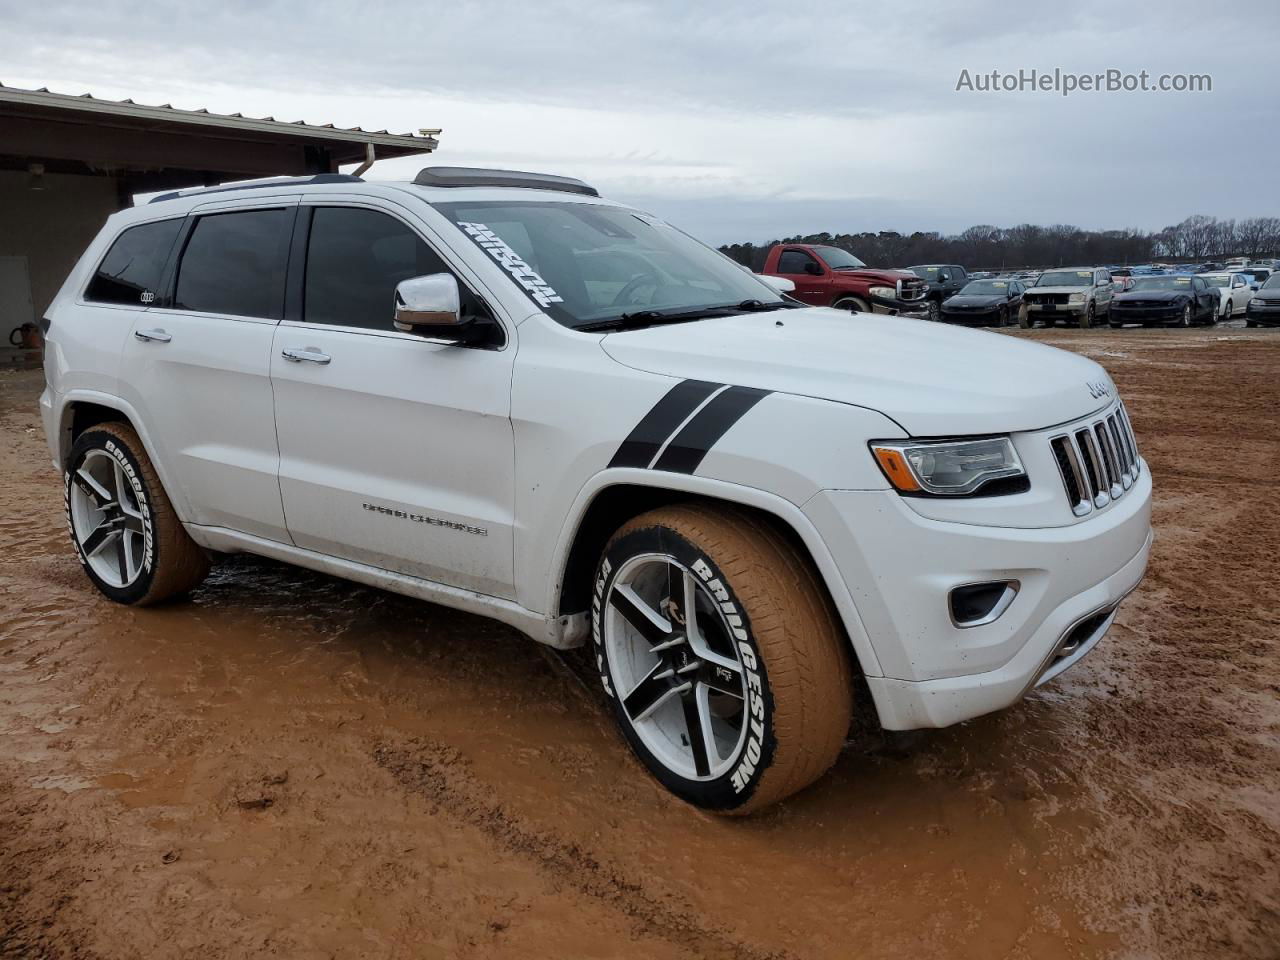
[281,347,332,365]
[134,328,172,343]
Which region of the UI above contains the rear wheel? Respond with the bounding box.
[65,423,209,605]
[592,505,853,814]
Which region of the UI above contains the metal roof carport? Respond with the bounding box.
[0,83,439,335]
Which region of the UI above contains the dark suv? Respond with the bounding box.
[907,264,969,320]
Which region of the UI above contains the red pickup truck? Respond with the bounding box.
[761,244,929,315]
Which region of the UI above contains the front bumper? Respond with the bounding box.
[941,307,1000,325]
[1246,305,1280,325]
[1112,305,1181,323]
[1026,300,1087,317]
[804,466,1153,729]
[870,293,931,317]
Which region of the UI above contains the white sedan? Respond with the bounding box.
[1198,272,1254,319]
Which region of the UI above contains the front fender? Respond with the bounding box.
[546,468,887,679]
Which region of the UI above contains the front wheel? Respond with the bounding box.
[1079,302,1095,328]
[832,296,870,314]
[592,505,853,814]
[925,299,941,322]
[1177,303,1192,328]
[65,423,209,605]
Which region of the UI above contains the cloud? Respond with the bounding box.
[4,0,1278,243]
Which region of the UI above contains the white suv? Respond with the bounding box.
[40,167,1152,813]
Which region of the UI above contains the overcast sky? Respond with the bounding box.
[4,0,1277,244]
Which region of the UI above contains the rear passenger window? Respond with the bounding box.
[304,207,479,330]
[85,218,183,306]
[174,209,290,319]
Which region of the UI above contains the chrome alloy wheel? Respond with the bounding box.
[603,554,750,780]
[68,449,147,588]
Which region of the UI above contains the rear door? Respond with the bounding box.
[117,198,296,542]
[269,198,517,598]
[772,248,829,305]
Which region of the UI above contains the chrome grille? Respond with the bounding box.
[1049,404,1141,517]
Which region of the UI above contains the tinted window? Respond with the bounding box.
[778,249,819,274]
[304,207,481,330]
[174,209,290,319]
[85,219,183,306]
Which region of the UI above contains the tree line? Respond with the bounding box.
[719,215,1280,271]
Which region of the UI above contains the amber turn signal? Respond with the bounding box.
[871,446,922,492]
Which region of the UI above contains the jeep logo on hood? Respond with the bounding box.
[1087,380,1112,399]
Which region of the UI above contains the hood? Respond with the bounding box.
[1114,289,1186,303]
[832,267,918,284]
[944,294,1004,307]
[600,306,1112,436]
[1026,285,1092,296]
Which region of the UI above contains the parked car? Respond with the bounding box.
[39,166,1152,814]
[1248,258,1279,273]
[1224,257,1250,272]
[1246,273,1280,327]
[1109,274,1219,327]
[906,264,969,320]
[1245,268,1271,286]
[1197,272,1254,320]
[1109,267,1133,278]
[1023,268,1114,328]
[940,278,1026,326]
[762,244,929,315]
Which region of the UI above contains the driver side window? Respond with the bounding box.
[777,249,820,275]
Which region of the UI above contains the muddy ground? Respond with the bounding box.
[1,327,1277,960]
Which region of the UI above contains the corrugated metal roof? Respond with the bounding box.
[0,81,440,152]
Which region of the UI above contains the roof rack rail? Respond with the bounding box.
[149,173,362,204]
[412,166,598,197]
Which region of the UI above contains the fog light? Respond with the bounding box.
[949,580,1019,628]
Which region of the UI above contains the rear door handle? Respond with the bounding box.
[281,347,332,365]
[134,328,172,343]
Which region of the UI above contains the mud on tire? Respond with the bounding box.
[591,504,853,814]
[64,422,209,605]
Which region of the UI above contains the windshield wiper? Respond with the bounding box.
[576,300,792,332]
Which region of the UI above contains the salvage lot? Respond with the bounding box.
[1,326,1278,960]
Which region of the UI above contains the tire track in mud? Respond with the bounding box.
[373,739,792,960]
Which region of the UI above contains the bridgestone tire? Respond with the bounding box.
[65,423,209,605]
[592,504,853,814]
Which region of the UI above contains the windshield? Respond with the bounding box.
[1129,276,1191,291]
[1264,274,1280,289]
[958,280,1010,295]
[1201,274,1230,288]
[1035,270,1093,287]
[430,199,784,328]
[813,245,867,270]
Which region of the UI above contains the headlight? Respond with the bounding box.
[1068,293,1086,303]
[868,285,897,299]
[870,437,1025,496]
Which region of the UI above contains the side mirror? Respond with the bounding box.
[394,273,468,339]
[758,274,796,295]
[1252,284,1260,291]
[804,261,823,276]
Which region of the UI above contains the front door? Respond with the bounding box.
[773,248,830,305]
[269,201,517,599]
